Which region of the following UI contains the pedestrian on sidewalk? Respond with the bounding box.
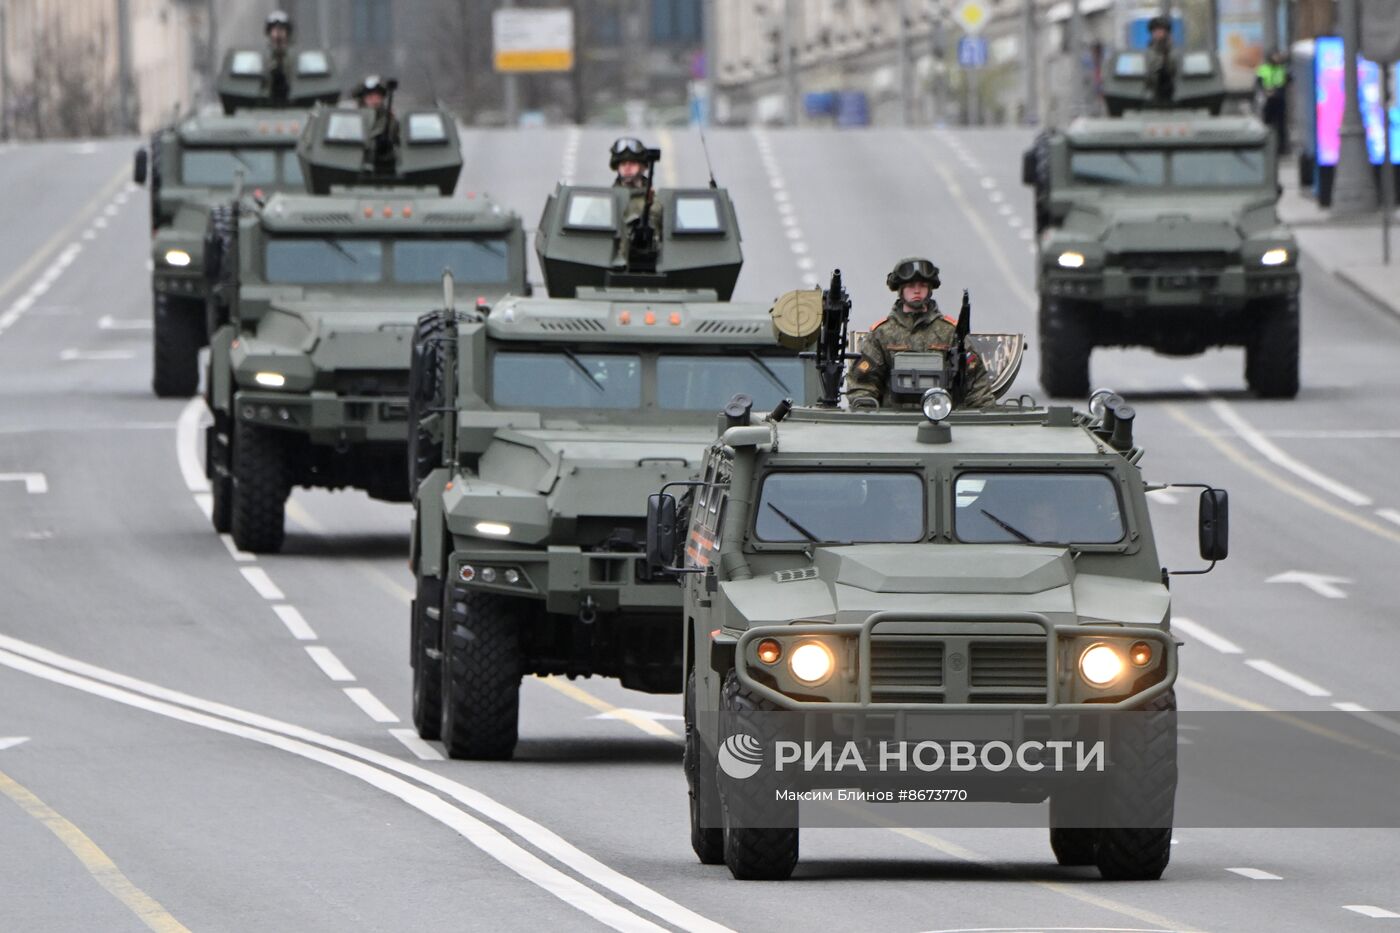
[1256,50,1291,155]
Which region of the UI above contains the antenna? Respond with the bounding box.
[697,123,719,189]
[442,268,456,313]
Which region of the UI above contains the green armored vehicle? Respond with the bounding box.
[406,160,821,759]
[1025,50,1301,399]
[648,282,1229,881]
[203,102,527,553]
[134,48,340,397]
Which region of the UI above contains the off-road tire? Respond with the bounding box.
[685,670,724,865]
[1245,294,1300,399]
[204,206,236,339]
[719,672,799,880]
[406,311,453,497]
[210,475,233,534]
[1038,297,1093,399]
[440,589,523,760]
[411,572,445,741]
[1030,131,1052,234]
[1049,827,1098,866]
[1095,688,1177,881]
[230,419,290,553]
[152,292,203,398]
[206,417,233,533]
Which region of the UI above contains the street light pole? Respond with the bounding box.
[896,0,911,125]
[502,0,519,127]
[1332,0,1378,215]
[781,0,798,125]
[1022,0,1037,124]
[1068,0,1085,117]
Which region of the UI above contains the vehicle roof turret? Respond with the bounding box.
[171,109,308,148]
[216,48,340,114]
[1100,49,1226,116]
[296,104,462,195]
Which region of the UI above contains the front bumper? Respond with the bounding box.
[1043,266,1299,309]
[234,390,410,445]
[449,545,682,615]
[153,269,207,300]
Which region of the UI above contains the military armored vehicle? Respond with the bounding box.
[203,102,527,553]
[406,159,821,760]
[1024,50,1301,399]
[134,48,340,398]
[647,280,1229,881]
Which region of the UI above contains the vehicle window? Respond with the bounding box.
[1171,149,1266,186]
[657,355,804,411]
[1070,150,1166,186]
[754,472,924,544]
[406,113,447,143]
[297,50,329,76]
[491,352,641,409]
[282,152,304,186]
[565,193,615,229]
[264,239,383,284]
[182,149,279,186]
[393,238,511,284]
[674,195,722,232]
[231,51,263,75]
[954,472,1125,544]
[1114,53,1147,77]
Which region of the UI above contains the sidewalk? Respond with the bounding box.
[1277,160,1400,319]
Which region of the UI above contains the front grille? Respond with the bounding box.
[870,636,944,688]
[867,633,1048,704]
[332,369,410,397]
[1115,251,1233,271]
[970,640,1045,687]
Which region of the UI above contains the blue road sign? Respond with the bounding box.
[958,36,989,69]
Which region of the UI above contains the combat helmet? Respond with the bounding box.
[265,10,293,36]
[609,137,654,169]
[886,256,941,291]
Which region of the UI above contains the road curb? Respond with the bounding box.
[1335,266,1400,323]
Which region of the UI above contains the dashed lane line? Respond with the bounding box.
[389,728,445,761]
[0,634,733,933]
[272,605,317,641]
[59,348,136,361]
[538,676,682,742]
[174,399,208,493]
[1243,659,1332,697]
[1226,867,1283,880]
[343,687,399,723]
[1171,616,1243,655]
[0,766,191,933]
[1344,905,1400,919]
[305,646,355,683]
[239,567,285,601]
[218,534,254,562]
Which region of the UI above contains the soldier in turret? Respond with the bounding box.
[846,257,994,410]
[353,75,401,174]
[609,137,664,267]
[1145,15,1176,105]
[265,10,293,104]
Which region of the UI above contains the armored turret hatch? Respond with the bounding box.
[216,48,341,115]
[534,183,744,299]
[297,105,462,195]
[1101,50,1225,116]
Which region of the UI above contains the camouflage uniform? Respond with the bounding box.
[1145,36,1175,104]
[846,300,995,409]
[614,174,663,267]
[267,46,291,104]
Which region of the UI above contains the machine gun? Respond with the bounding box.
[267,49,291,104]
[889,289,973,407]
[813,269,854,408]
[625,147,663,271]
[367,78,401,175]
[951,288,971,400]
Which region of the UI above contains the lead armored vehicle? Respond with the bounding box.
[648,280,1229,881]
[407,158,821,759]
[203,102,527,553]
[134,48,341,397]
[1025,50,1300,399]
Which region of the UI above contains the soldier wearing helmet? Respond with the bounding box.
[353,75,401,172]
[846,257,994,409]
[265,10,294,103]
[609,137,664,266]
[1145,15,1176,104]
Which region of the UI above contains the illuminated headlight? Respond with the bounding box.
[1057,250,1086,269]
[164,249,192,267]
[1079,643,1126,686]
[789,641,835,685]
[479,567,497,584]
[921,387,953,422]
[475,521,511,537]
[1260,248,1289,266]
[1088,387,1119,420]
[254,371,286,388]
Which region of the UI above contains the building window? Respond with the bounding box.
[352,0,393,46]
[652,0,702,44]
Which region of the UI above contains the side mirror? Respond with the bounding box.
[646,493,678,570]
[1021,148,1037,187]
[133,148,148,186]
[1198,488,1229,562]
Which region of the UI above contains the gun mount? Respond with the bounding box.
[216,48,340,115]
[297,104,462,194]
[1101,49,1225,116]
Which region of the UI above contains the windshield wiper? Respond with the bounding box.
[321,237,359,266]
[559,347,605,394]
[228,150,255,174]
[747,352,791,394]
[980,508,1034,543]
[766,502,820,543]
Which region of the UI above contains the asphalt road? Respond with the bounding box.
[2,127,1400,932]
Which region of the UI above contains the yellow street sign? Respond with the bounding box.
[494,50,575,73]
[953,0,989,34]
[493,8,575,74]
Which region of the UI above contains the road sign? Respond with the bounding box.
[953,0,989,34]
[492,8,575,73]
[957,36,989,69]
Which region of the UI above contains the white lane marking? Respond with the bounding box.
[0,244,83,338]
[1183,375,1373,507]
[218,534,255,562]
[239,567,286,601]
[305,646,355,682]
[175,399,210,493]
[1334,701,1369,712]
[1244,659,1332,697]
[1266,570,1352,600]
[103,204,119,217]
[93,217,108,229]
[193,493,213,519]
[1344,905,1400,919]
[81,230,96,242]
[0,737,30,751]
[590,709,683,723]
[98,314,151,331]
[979,177,996,189]
[559,125,580,185]
[1334,704,1400,742]
[59,349,135,361]
[343,687,399,723]
[71,142,98,155]
[272,605,317,641]
[390,728,445,761]
[0,634,732,933]
[1377,508,1400,527]
[0,473,48,494]
[789,240,808,254]
[0,646,676,933]
[1227,867,1282,880]
[1172,617,1243,655]
[988,189,1004,203]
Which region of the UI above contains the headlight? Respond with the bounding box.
[789,641,835,685]
[1057,250,1086,269]
[1079,643,1125,686]
[474,521,511,537]
[921,387,953,422]
[1088,387,1119,420]
[164,249,192,267]
[1260,248,1289,266]
[253,371,286,388]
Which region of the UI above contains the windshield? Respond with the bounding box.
[1171,148,1266,186]
[754,472,925,543]
[658,355,804,411]
[492,352,641,409]
[954,472,1125,544]
[1071,147,1267,188]
[1070,150,1166,186]
[264,239,384,284]
[393,238,511,284]
[181,149,297,186]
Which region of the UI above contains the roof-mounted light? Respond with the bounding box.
[1088,387,1119,420]
[921,387,953,423]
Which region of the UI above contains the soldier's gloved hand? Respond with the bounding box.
[849,396,879,412]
